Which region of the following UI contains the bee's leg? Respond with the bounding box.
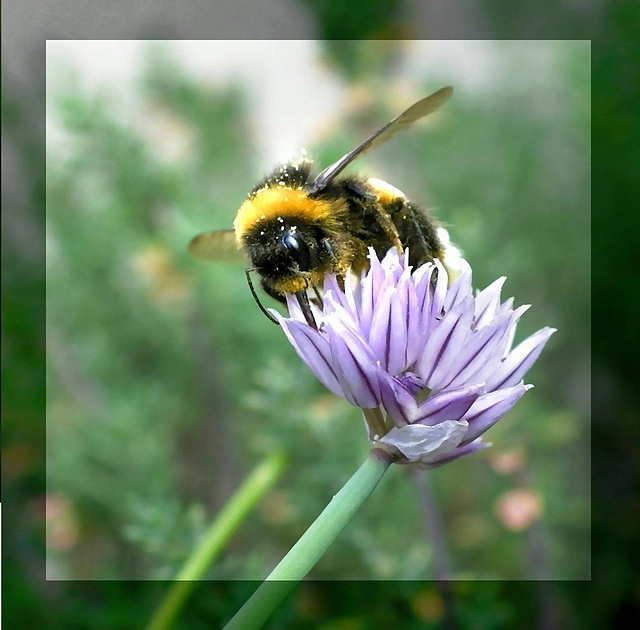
[371,203,404,253]
[401,200,445,266]
[403,202,432,264]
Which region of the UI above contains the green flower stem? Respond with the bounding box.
[145,451,288,630]
[222,449,393,630]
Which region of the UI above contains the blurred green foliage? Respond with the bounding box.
[3,37,600,629]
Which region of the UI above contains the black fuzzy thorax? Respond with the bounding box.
[249,160,316,196]
[321,174,445,270]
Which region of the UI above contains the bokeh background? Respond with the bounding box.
[42,39,589,584]
[3,2,638,626]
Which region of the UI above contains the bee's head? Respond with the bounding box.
[245,218,335,294]
[234,180,347,298]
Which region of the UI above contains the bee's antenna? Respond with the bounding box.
[245,268,280,326]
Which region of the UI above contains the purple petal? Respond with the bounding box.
[400,247,412,271]
[414,383,485,426]
[459,382,531,446]
[413,260,446,329]
[418,296,475,389]
[412,259,435,286]
[323,275,351,313]
[497,296,514,316]
[284,292,305,323]
[411,263,439,352]
[366,286,392,368]
[342,271,360,319]
[473,276,507,328]
[499,304,530,358]
[443,264,472,312]
[278,318,344,399]
[485,327,556,390]
[378,419,468,462]
[398,269,423,368]
[283,292,324,326]
[378,373,418,427]
[325,315,381,408]
[420,438,491,468]
[396,372,424,395]
[367,247,387,287]
[381,247,404,279]
[368,287,407,374]
[359,249,385,335]
[322,293,361,333]
[444,312,514,390]
[428,259,448,322]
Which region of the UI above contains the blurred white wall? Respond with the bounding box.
[47,41,559,170]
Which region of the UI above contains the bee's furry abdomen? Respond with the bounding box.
[389,199,444,267]
[333,175,445,270]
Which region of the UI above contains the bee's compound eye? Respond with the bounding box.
[282,231,311,272]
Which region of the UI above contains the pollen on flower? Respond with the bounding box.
[274,248,555,469]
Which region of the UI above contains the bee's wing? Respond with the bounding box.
[188,229,246,264]
[307,86,453,195]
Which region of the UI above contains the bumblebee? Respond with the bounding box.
[189,86,460,328]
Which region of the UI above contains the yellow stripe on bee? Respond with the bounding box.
[367,178,406,203]
[271,268,328,295]
[234,186,338,244]
[271,275,310,294]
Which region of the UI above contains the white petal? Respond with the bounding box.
[378,419,468,462]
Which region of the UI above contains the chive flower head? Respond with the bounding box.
[275,249,555,468]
